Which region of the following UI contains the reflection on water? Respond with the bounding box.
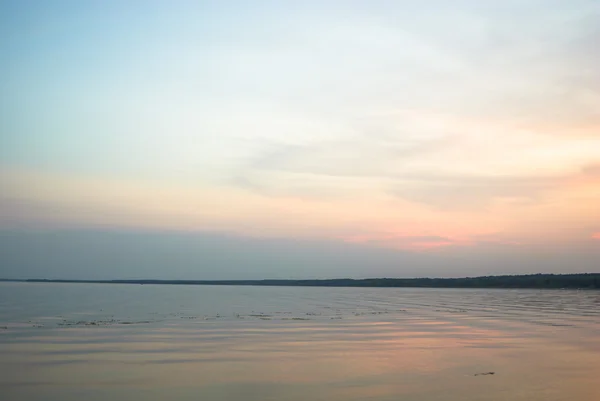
[1,283,599,401]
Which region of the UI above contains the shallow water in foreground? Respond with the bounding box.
[1,283,600,401]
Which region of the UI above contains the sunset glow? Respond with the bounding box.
[1,1,598,278]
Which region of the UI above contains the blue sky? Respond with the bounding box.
[1,1,599,278]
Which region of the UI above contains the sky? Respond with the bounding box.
[0,0,599,279]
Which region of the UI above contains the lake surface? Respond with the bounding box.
[1,283,600,401]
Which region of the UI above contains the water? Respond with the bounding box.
[1,282,600,401]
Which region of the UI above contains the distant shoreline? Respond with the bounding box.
[1,273,599,289]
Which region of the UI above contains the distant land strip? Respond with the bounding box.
[1,273,599,289]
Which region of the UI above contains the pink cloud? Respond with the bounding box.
[592,232,600,240]
[340,233,465,251]
[340,230,530,251]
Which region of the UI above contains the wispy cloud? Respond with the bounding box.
[228,109,600,210]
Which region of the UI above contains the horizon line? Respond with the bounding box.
[1,273,599,290]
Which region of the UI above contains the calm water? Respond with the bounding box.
[1,283,600,401]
